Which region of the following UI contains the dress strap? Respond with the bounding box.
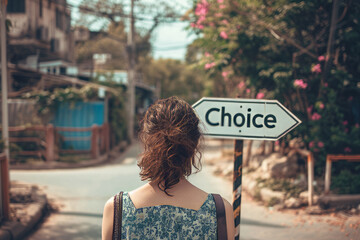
[212,193,227,240]
[112,191,123,240]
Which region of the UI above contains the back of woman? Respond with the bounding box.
[102,96,235,240]
[121,192,217,239]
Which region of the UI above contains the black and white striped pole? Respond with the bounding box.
[233,140,243,240]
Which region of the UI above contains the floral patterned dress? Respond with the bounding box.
[120,192,217,240]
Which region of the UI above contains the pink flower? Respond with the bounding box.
[219,4,226,9]
[312,64,321,73]
[197,25,204,29]
[307,105,313,115]
[217,0,224,3]
[246,88,250,93]
[220,31,228,39]
[204,62,216,69]
[324,82,328,87]
[204,52,211,57]
[317,141,324,148]
[209,22,215,27]
[196,16,206,26]
[343,120,348,126]
[356,123,359,128]
[311,112,321,121]
[215,13,223,17]
[222,71,229,78]
[318,55,325,61]
[319,103,324,109]
[344,147,352,153]
[293,79,307,89]
[221,19,229,25]
[309,141,315,148]
[195,0,209,16]
[256,92,265,99]
[190,23,196,28]
[237,81,245,89]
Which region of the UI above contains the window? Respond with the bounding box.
[39,0,43,17]
[65,14,71,33]
[60,67,66,75]
[56,9,63,30]
[7,0,25,13]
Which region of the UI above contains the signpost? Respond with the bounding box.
[193,97,301,240]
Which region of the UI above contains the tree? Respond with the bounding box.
[77,0,185,61]
[188,0,360,192]
[75,22,128,70]
[140,58,204,104]
[76,0,187,141]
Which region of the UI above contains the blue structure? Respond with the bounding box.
[53,102,104,150]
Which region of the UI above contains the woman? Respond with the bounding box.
[102,96,235,239]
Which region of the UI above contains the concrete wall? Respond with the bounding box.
[8,0,74,62]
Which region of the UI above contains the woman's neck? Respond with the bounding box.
[149,177,190,195]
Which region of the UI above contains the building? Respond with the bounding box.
[4,0,155,153]
[7,0,75,91]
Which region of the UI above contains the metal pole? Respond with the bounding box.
[307,153,314,206]
[324,156,332,194]
[127,0,135,142]
[233,139,243,240]
[0,0,10,220]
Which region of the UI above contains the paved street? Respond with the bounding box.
[11,141,359,240]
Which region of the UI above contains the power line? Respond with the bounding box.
[66,2,190,23]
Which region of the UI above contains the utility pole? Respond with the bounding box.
[127,0,135,142]
[0,0,10,220]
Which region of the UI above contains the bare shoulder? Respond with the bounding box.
[103,196,115,222]
[221,197,235,240]
[104,196,114,211]
[221,197,232,210]
[102,196,115,240]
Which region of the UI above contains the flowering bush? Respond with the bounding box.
[188,0,360,189]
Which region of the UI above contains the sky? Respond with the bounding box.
[68,0,196,60]
[151,22,197,60]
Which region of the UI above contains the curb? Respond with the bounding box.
[9,141,128,170]
[0,192,47,240]
[10,153,110,170]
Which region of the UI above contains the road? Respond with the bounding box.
[11,141,359,240]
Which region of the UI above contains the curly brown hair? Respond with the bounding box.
[138,96,202,195]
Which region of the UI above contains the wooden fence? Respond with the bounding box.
[325,154,360,194]
[1,123,110,162]
[55,123,110,159]
[295,149,315,206]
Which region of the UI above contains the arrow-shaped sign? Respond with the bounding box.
[192,97,301,141]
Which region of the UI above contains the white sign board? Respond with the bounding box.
[192,97,301,141]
